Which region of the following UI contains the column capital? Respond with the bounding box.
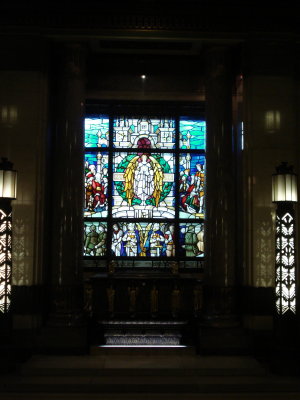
[58,42,87,80]
[205,45,235,85]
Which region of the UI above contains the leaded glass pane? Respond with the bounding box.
[179,222,204,257]
[84,152,108,218]
[179,153,205,219]
[179,119,206,149]
[83,113,206,263]
[85,117,109,147]
[113,117,175,149]
[112,152,175,219]
[111,222,175,257]
[84,221,107,256]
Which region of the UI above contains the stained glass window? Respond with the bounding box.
[84,112,206,263]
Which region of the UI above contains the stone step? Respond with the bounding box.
[1,354,299,397]
[19,354,267,377]
[1,374,300,395]
[90,345,195,356]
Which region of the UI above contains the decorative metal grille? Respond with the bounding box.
[0,208,12,313]
[275,209,296,314]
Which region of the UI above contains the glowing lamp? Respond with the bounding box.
[272,162,298,316]
[0,158,17,199]
[272,162,297,203]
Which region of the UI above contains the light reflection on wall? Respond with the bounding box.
[12,215,31,285]
[254,211,274,287]
[265,110,281,133]
[1,105,18,127]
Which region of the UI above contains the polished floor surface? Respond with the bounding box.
[0,348,299,400]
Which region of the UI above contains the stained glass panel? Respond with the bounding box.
[84,152,109,218]
[179,153,205,219]
[113,117,175,149]
[83,114,206,263]
[179,222,204,257]
[111,222,175,257]
[112,152,175,219]
[84,221,107,256]
[180,119,206,150]
[85,117,109,147]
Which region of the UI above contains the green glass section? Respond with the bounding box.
[85,117,109,147]
[84,221,107,256]
[180,119,206,149]
[179,222,204,257]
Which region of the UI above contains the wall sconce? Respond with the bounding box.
[0,158,17,315]
[272,162,297,315]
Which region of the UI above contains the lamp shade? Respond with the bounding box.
[0,158,17,199]
[272,162,298,203]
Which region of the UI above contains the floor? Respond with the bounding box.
[0,347,299,400]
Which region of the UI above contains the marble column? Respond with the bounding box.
[204,46,236,323]
[49,43,86,327]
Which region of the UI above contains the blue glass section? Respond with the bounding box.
[180,119,206,150]
[179,153,205,219]
[85,117,109,148]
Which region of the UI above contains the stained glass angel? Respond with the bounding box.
[124,153,163,207]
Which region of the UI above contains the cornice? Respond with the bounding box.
[0,9,299,37]
[1,13,208,32]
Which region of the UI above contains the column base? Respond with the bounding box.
[196,285,252,354]
[202,313,240,328]
[47,310,86,328]
[47,284,86,327]
[196,322,252,355]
